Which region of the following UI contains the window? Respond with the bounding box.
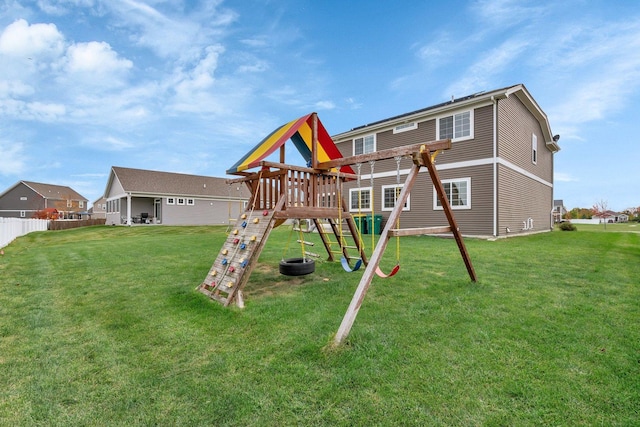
[79,201,84,208]
[437,110,473,141]
[67,199,72,208]
[532,134,538,164]
[349,187,371,212]
[434,178,471,210]
[20,196,27,201]
[353,134,375,155]
[382,184,409,211]
[20,210,26,218]
[167,197,175,205]
[187,198,195,206]
[177,198,185,205]
[393,122,417,134]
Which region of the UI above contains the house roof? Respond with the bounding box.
[333,84,560,153]
[0,180,88,201]
[106,166,251,199]
[226,113,355,175]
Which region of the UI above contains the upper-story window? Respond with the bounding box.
[79,201,84,208]
[532,134,538,164]
[437,110,473,142]
[349,187,372,212]
[353,134,375,155]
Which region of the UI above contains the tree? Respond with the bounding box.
[592,199,609,230]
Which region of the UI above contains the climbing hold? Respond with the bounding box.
[232,229,239,235]
[253,218,260,224]
[262,210,269,216]
[222,259,228,265]
[210,270,217,276]
[240,243,246,250]
[233,238,240,244]
[250,235,257,242]
[221,249,228,255]
[227,281,234,288]
[229,266,236,273]
[241,259,248,268]
[241,213,247,219]
[241,221,247,228]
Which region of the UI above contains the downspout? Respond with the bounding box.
[492,96,498,237]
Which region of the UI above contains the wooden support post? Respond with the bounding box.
[421,151,477,282]
[333,162,421,345]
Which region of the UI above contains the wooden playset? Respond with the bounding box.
[196,113,476,343]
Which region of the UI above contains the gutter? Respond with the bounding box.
[492,95,498,237]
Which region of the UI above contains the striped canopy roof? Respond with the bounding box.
[226,114,354,175]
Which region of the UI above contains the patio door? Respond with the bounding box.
[154,198,162,223]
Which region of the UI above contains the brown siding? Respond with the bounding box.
[497,165,553,235]
[498,96,553,182]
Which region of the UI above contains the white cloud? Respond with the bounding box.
[554,172,578,182]
[0,139,27,175]
[470,0,548,27]
[0,19,65,59]
[64,41,132,75]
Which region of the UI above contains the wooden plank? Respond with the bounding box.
[389,226,451,237]
[318,139,451,169]
[334,162,421,345]
[273,207,342,219]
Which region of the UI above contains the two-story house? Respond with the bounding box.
[0,181,88,219]
[332,84,560,238]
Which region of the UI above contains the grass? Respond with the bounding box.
[0,224,638,425]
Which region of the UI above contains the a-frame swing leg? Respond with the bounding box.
[421,151,477,282]
[333,149,478,346]
[333,162,421,345]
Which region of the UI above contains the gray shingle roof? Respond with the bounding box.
[22,181,87,201]
[111,166,250,198]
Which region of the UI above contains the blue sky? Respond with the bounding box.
[1,0,639,212]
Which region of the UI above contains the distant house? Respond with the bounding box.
[553,199,567,223]
[0,181,88,219]
[332,84,560,237]
[90,197,107,219]
[595,210,628,223]
[103,166,250,226]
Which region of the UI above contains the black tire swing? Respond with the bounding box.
[279,257,315,276]
[280,220,315,276]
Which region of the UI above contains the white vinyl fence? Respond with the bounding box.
[0,218,49,249]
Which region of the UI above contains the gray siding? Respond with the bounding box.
[497,165,553,235]
[0,183,43,217]
[498,96,553,183]
[436,104,494,165]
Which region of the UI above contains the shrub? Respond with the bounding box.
[559,221,577,231]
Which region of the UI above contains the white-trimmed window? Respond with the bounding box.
[349,187,371,212]
[437,110,473,141]
[177,198,185,205]
[20,210,26,218]
[79,201,84,208]
[353,134,375,155]
[187,198,195,206]
[434,178,471,210]
[393,122,417,134]
[382,184,409,211]
[532,134,538,164]
[167,197,175,205]
[67,199,72,208]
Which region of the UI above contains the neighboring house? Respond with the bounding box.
[595,210,628,223]
[103,166,251,226]
[0,180,88,219]
[332,84,560,238]
[90,197,107,219]
[553,199,567,223]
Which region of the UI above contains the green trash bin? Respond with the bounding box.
[366,214,382,235]
[352,214,367,235]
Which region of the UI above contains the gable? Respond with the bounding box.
[226,113,355,175]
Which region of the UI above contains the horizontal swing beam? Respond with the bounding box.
[388,226,452,237]
[317,139,451,169]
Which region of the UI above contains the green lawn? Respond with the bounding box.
[1,225,638,426]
